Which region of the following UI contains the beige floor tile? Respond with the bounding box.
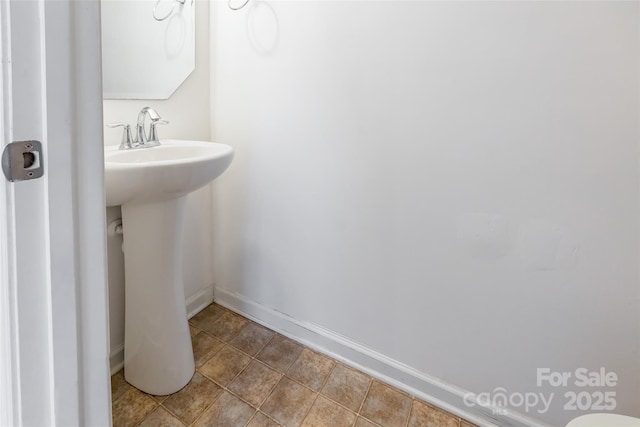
[114,304,471,427]
[111,370,132,401]
[112,388,157,427]
[261,377,317,427]
[247,412,283,427]
[229,322,275,356]
[286,349,335,392]
[355,417,379,427]
[189,325,200,338]
[139,407,185,427]
[200,345,251,386]
[193,391,255,427]
[320,364,371,412]
[360,381,411,427]
[408,400,460,427]
[192,331,225,368]
[228,360,282,407]
[162,372,222,424]
[204,311,250,341]
[256,334,304,372]
[301,395,356,427]
[189,304,227,331]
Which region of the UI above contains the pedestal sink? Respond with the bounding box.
[104,139,233,395]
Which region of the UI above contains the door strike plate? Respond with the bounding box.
[1,140,44,182]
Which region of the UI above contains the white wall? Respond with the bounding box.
[103,0,213,371]
[209,2,640,425]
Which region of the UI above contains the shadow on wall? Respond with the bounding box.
[246,1,279,55]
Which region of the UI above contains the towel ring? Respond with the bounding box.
[153,0,191,22]
[228,0,250,11]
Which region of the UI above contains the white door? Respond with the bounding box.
[0,0,111,426]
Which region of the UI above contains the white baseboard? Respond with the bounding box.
[109,343,124,376]
[186,287,214,319]
[109,287,215,375]
[213,287,549,427]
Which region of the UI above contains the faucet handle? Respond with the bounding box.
[107,122,134,150]
[148,120,169,145]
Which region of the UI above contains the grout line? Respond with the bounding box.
[328,362,358,427]
[249,410,285,427]
[193,336,225,367]
[318,358,338,394]
[255,331,277,356]
[132,406,156,427]
[157,403,190,427]
[186,377,227,426]
[357,375,373,414]
[253,370,283,410]
[356,377,374,423]
[243,412,257,427]
[403,399,415,427]
[251,374,282,420]
[296,379,321,426]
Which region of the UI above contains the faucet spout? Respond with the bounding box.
[136,107,161,143]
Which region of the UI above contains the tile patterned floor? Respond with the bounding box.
[111,303,477,427]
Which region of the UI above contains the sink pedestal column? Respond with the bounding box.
[121,196,194,395]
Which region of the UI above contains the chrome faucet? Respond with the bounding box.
[107,107,169,150]
[136,107,161,146]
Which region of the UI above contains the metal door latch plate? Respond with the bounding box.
[1,140,44,182]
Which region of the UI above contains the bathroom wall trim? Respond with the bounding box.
[110,344,125,376]
[214,287,550,427]
[186,287,215,319]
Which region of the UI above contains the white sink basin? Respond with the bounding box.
[104,139,233,395]
[105,139,233,207]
